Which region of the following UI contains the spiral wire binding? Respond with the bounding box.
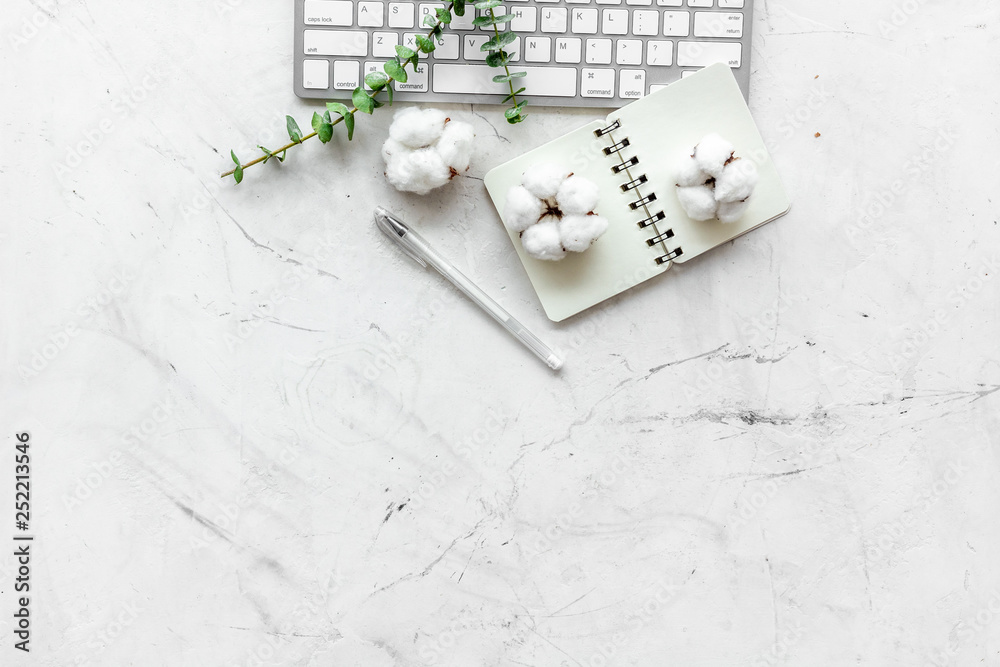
[594,120,682,265]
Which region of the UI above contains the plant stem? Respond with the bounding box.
[221,4,453,180]
[489,6,522,114]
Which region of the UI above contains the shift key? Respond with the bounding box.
[432,64,577,96]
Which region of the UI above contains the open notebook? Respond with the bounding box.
[483,63,791,322]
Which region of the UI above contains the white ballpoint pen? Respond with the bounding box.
[374,207,563,371]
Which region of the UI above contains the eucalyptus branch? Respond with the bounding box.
[222,0,462,183]
[478,1,527,123]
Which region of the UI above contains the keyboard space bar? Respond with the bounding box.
[432,64,577,97]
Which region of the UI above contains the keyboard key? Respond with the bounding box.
[541,7,568,32]
[616,38,642,64]
[524,36,552,62]
[632,9,659,35]
[626,0,652,5]
[419,3,445,26]
[596,0,622,4]
[372,31,398,57]
[402,33,430,58]
[463,34,489,60]
[363,61,382,89]
[566,0,592,4]
[302,59,330,89]
[719,0,744,6]
[663,11,690,36]
[397,62,429,91]
[688,0,712,6]
[333,60,360,89]
[657,0,682,4]
[388,3,415,28]
[511,6,537,31]
[304,30,369,56]
[304,0,353,26]
[619,68,645,98]
[358,2,384,26]
[581,68,615,97]
[676,40,741,66]
[432,64,577,96]
[555,37,583,62]
[432,33,460,59]
[450,9,476,29]
[571,8,599,33]
[602,9,629,34]
[693,12,743,38]
[646,39,673,65]
[650,83,669,93]
[586,38,612,64]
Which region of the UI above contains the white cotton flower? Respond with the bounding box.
[504,185,545,233]
[714,158,759,204]
[676,185,718,221]
[675,155,711,187]
[675,134,758,223]
[522,163,570,199]
[503,167,608,261]
[693,133,734,177]
[382,109,475,195]
[559,214,609,253]
[555,175,601,215]
[520,217,566,261]
[717,198,751,223]
[388,107,448,148]
[436,121,476,173]
[385,146,451,196]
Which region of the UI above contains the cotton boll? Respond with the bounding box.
[388,107,448,149]
[522,163,570,199]
[675,155,711,187]
[386,147,451,195]
[717,198,750,223]
[693,133,734,177]
[504,185,545,233]
[521,217,566,261]
[677,185,718,221]
[381,137,405,164]
[437,120,476,172]
[559,214,609,252]
[714,158,759,204]
[555,175,600,215]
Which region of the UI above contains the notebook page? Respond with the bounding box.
[484,121,671,322]
[608,63,791,263]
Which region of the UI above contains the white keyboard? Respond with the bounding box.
[293,0,753,107]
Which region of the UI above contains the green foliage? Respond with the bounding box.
[230,150,243,183]
[311,110,334,143]
[223,0,530,184]
[286,115,303,143]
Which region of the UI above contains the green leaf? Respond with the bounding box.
[234,163,244,183]
[492,73,512,83]
[387,82,395,105]
[343,111,355,140]
[311,111,333,143]
[276,150,287,162]
[502,86,526,103]
[353,87,375,114]
[327,102,351,119]
[415,35,435,53]
[473,12,511,26]
[453,0,466,16]
[504,106,521,120]
[435,7,452,23]
[383,59,408,83]
[365,71,389,90]
[474,0,502,9]
[286,115,303,143]
[485,51,509,67]
[497,29,517,45]
[395,44,417,61]
[230,149,239,165]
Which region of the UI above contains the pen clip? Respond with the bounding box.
[374,207,428,268]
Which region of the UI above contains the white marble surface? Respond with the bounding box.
[3,0,1000,665]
